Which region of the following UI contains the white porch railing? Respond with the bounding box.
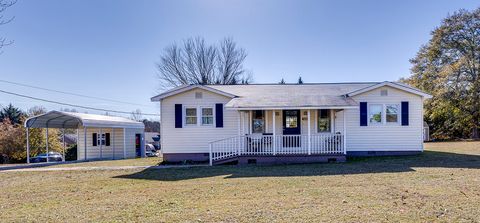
[209,134,344,165]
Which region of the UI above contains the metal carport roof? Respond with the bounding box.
[24,111,144,129]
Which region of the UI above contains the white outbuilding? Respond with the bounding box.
[24,111,145,163]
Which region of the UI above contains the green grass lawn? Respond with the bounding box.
[1,141,479,222]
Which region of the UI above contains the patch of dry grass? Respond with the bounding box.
[1,141,479,222]
[42,157,162,168]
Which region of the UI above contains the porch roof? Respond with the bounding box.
[208,83,372,109]
[225,95,358,109]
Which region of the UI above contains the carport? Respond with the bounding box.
[24,111,145,163]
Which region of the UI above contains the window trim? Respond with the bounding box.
[184,107,198,126]
[93,132,106,147]
[200,106,214,126]
[368,104,384,125]
[385,103,400,125]
[367,103,402,125]
[316,109,333,133]
[183,105,216,127]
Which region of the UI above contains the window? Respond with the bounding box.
[185,108,197,125]
[369,104,383,124]
[386,104,399,123]
[97,133,106,146]
[252,110,265,133]
[284,110,298,128]
[317,109,331,132]
[201,107,213,125]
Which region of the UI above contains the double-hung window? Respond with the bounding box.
[201,107,213,125]
[317,109,331,133]
[369,104,383,124]
[386,104,399,123]
[368,104,401,125]
[185,108,197,125]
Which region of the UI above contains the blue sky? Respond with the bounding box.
[0,0,478,119]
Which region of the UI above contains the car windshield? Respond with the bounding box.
[37,153,47,156]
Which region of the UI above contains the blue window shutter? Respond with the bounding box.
[401,101,409,126]
[360,102,368,126]
[215,103,223,128]
[92,133,97,146]
[175,104,182,128]
[105,133,111,146]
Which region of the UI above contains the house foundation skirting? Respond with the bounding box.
[236,155,346,165]
[346,151,422,156]
[163,153,210,162]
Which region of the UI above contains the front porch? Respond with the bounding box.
[209,108,349,165]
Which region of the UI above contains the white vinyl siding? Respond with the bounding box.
[160,85,425,154]
[161,89,237,154]
[77,126,143,160]
[345,86,424,151]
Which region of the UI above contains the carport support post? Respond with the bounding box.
[84,126,87,160]
[62,128,66,162]
[45,127,49,163]
[26,127,30,164]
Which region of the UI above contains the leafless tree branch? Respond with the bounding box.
[156,37,252,89]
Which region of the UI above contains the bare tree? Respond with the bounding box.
[156,37,252,89]
[130,109,142,121]
[0,0,16,53]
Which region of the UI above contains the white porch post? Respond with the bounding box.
[307,109,311,155]
[343,110,347,154]
[45,127,49,163]
[26,127,30,164]
[272,110,276,155]
[123,128,126,159]
[238,111,241,155]
[62,128,66,162]
[249,110,252,134]
[84,126,87,160]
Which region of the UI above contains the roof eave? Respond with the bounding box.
[345,81,432,98]
[151,85,237,101]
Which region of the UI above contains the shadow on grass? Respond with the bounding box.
[114,151,480,181]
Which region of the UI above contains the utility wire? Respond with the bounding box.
[0,79,152,107]
[0,89,160,116]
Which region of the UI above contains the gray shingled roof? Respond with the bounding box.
[207,83,377,109]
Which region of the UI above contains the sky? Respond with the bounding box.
[0,0,478,120]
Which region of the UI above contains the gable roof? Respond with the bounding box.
[150,81,432,109]
[25,111,144,129]
[345,81,432,98]
[150,85,237,101]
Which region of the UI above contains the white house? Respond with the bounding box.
[151,81,432,165]
[24,111,145,162]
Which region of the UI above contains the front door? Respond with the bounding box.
[283,110,301,147]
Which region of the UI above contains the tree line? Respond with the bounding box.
[402,8,480,140]
[0,104,62,163]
